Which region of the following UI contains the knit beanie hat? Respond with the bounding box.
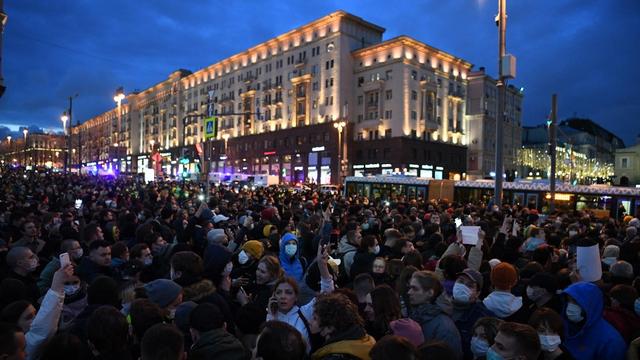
[262,224,275,238]
[174,301,198,332]
[203,243,232,277]
[390,318,425,347]
[242,240,265,259]
[603,245,620,259]
[490,262,518,290]
[610,260,634,279]
[144,279,182,308]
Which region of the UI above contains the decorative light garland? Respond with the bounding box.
[517,147,614,182]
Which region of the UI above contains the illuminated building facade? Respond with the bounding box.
[73,11,474,183]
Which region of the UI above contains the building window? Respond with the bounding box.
[385,129,392,138]
[411,111,417,120]
[622,157,629,168]
[411,70,417,80]
[385,70,392,80]
[385,90,392,100]
[384,110,392,119]
[358,96,363,105]
[411,90,417,100]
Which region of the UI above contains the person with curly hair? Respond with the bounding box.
[309,292,376,360]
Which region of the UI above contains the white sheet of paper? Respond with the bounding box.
[577,244,602,282]
[461,226,481,245]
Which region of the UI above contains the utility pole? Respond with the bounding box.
[493,0,507,207]
[549,94,558,213]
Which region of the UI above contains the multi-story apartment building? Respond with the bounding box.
[465,67,523,180]
[73,11,473,183]
[0,132,67,168]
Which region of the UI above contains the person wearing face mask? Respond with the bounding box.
[37,239,83,295]
[350,234,380,279]
[5,246,41,304]
[143,279,183,320]
[524,272,563,316]
[487,321,541,360]
[470,317,503,359]
[451,269,495,360]
[1,265,74,360]
[529,308,574,360]
[279,233,306,282]
[230,240,264,292]
[601,244,620,271]
[603,284,640,344]
[562,282,626,360]
[59,275,88,332]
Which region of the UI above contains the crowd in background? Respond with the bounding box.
[1,166,640,360]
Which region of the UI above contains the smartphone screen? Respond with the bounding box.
[74,199,83,210]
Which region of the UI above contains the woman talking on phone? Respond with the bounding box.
[266,243,334,353]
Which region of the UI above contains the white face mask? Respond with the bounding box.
[70,248,84,260]
[452,282,475,304]
[539,334,562,352]
[24,258,38,272]
[373,245,380,255]
[285,244,297,257]
[526,286,546,302]
[569,230,577,237]
[238,250,250,265]
[63,284,81,296]
[470,336,489,357]
[566,302,584,323]
[143,257,153,266]
[223,262,233,276]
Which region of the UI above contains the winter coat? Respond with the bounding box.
[482,291,523,319]
[267,277,334,352]
[279,233,305,282]
[410,293,462,359]
[452,301,495,360]
[337,236,358,278]
[603,307,640,344]
[26,289,65,360]
[563,282,627,360]
[311,325,376,360]
[189,328,251,360]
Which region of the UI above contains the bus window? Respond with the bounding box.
[527,194,538,210]
[407,186,417,200]
[513,192,525,206]
[346,183,356,197]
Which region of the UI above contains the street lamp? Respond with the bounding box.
[113,87,125,172]
[333,120,346,182]
[61,111,69,172]
[221,133,230,172]
[22,129,28,166]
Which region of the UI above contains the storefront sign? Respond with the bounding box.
[365,163,380,168]
[312,146,325,152]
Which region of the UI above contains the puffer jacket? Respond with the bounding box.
[410,293,462,359]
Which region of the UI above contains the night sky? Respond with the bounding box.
[1,0,639,146]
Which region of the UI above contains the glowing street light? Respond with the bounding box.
[333,120,347,181]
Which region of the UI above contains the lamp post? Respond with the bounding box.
[222,133,230,172]
[333,120,346,183]
[493,0,508,207]
[61,111,69,172]
[114,87,125,173]
[22,129,28,166]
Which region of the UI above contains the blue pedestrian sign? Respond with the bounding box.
[204,117,217,139]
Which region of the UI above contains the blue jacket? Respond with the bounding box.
[279,233,304,282]
[562,282,627,360]
[410,294,462,360]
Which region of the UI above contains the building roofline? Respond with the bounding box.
[351,35,473,69]
[183,11,385,84]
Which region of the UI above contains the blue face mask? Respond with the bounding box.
[486,347,505,360]
[470,337,489,358]
[285,244,297,257]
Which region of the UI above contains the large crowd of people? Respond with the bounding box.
[1,166,640,360]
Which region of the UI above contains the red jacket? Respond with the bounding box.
[603,306,640,343]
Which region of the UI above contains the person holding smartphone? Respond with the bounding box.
[266,244,334,353]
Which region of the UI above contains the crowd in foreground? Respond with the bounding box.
[1,167,640,360]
